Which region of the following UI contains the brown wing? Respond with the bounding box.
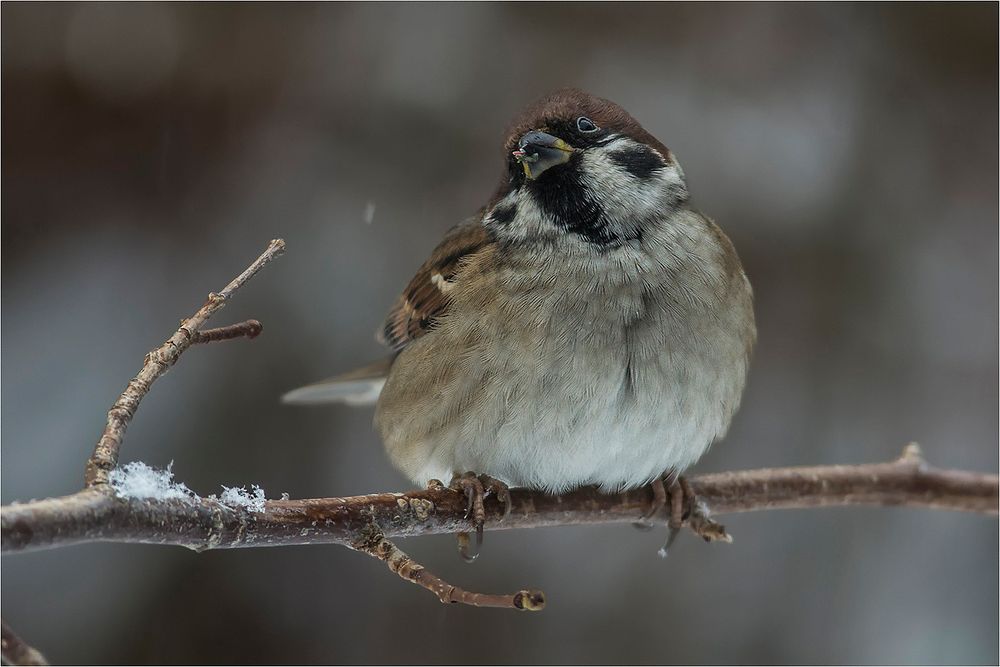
[378,221,491,351]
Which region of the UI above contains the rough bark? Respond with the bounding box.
[3,444,996,555]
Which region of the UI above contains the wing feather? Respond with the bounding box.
[378,221,491,351]
[283,220,491,406]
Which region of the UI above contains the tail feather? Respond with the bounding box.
[281,357,392,406]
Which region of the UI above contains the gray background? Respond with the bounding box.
[2,3,997,664]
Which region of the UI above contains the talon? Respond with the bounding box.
[478,474,512,521]
[659,525,681,558]
[659,475,687,557]
[450,472,509,562]
[659,476,731,555]
[668,477,685,530]
[639,472,670,522]
[457,530,481,563]
[450,472,486,562]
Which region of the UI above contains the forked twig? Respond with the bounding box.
[351,524,545,611]
[84,240,285,486]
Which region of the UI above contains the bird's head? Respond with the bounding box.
[486,88,689,248]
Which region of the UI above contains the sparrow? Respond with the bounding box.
[284,88,756,559]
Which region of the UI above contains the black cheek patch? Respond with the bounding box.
[608,145,665,180]
[491,202,518,225]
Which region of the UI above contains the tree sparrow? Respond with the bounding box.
[285,89,756,558]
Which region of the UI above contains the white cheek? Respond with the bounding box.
[485,189,559,243]
[512,191,550,238]
[579,140,685,221]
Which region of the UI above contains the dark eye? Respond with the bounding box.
[576,116,599,133]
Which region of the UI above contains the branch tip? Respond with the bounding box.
[354,523,544,611]
[513,589,547,611]
[215,238,287,301]
[192,319,263,344]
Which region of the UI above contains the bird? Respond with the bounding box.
[284,88,756,560]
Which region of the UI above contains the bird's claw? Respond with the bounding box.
[659,476,731,558]
[448,472,511,563]
[633,469,675,531]
[639,473,671,522]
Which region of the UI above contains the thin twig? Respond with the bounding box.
[1,619,48,666]
[351,523,545,610]
[84,240,285,486]
[191,319,263,344]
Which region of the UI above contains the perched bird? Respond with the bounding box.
[284,88,755,558]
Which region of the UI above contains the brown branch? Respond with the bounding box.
[351,523,546,611]
[2,444,996,611]
[4,444,996,555]
[84,240,285,486]
[191,319,263,344]
[1,619,48,666]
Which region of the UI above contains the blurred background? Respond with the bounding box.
[2,3,997,664]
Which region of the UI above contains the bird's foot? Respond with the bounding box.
[448,472,511,563]
[632,469,676,531]
[659,476,731,558]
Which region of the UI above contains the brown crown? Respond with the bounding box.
[502,88,670,159]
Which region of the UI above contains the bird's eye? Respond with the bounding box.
[576,116,599,133]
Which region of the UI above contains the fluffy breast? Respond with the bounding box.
[375,210,755,492]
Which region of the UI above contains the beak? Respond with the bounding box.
[512,130,574,179]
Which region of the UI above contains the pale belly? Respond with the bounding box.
[374,280,752,493]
